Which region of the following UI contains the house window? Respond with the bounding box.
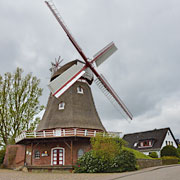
[77,86,83,94]
[139,140,153,148]
[34,150,40,159]
[77,149,84,159]
[59,102,65,110]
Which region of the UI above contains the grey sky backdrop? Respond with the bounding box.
[0,0,180,138]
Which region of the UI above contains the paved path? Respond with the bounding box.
[0,165,180,180]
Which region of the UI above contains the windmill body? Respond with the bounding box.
[37,60,105,132]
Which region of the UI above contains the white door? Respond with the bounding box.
[52,148,64,165]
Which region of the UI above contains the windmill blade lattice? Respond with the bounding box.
[94,74,133,120]
[45,0,133,121]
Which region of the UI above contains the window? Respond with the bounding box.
[134,142,138,147]
[77,149,84,159]
[139,140,153,148]
[34,150,40,159]
[77,86,83,94]
[59,102,65,110]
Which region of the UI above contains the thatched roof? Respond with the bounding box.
[37,61,105,131]
[51,60,93,84]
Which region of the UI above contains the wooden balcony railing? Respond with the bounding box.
[15,128,121,143]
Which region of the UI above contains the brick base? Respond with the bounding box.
[4,137,91,168]
[3,145,25,168]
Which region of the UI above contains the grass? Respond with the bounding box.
[123,147,153,159]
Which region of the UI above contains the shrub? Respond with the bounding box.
[0,149,6,164]
[74,150,109,173]
[149,152,158,158]
[161,145,178,157]
[111,149,137,172]
[74,135,136,173]
[74,149,137,173]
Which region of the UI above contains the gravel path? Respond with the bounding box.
[0,165,180,180]
[0,169,123,180]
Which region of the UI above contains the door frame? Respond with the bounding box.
[51,147,65,165]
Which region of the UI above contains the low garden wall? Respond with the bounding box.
[137,159,162,169]
[137,158,179,169]
[161,157,179,165]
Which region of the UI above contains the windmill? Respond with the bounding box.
[45,1,133,120]
[10,1,133,169]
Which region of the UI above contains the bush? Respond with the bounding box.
[74,135,136,173]
[149,152,158,158]
[0,149,6,164]
[74,149,137,173]
[74,150,109,173]
[111,149,137,172]
[161,145,178,157]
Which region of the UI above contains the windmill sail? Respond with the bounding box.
[92,42,117,67]
[48,61,86,98]
[45,0,133,120]
[94,74,133,120]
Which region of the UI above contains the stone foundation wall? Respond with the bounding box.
[137,159,162,169]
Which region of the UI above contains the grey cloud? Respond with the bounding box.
[0,0,180,138]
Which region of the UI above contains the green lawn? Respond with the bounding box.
[123,147,153,159]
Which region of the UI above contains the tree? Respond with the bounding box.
[90,134,127,162]
[161,145,178,157]
[177,145,180,158]
[0,68,44,148]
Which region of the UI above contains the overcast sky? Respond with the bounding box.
[0,0,180,138]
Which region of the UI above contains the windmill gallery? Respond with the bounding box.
[3,1,132,171]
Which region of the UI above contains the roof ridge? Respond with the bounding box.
[124,127,170,136]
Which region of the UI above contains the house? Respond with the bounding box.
[123,127,178,158]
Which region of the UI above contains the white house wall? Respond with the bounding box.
[161,130,177,150]
[142,150,161,158]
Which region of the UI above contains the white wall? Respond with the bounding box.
[142,150,161,158]
[161,130,178,150]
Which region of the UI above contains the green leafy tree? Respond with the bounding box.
[161,145,178,157]
[0,68,44,148]
[91,134,127,162]
[177,145,180,158]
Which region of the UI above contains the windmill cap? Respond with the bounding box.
[50,60,93,85]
